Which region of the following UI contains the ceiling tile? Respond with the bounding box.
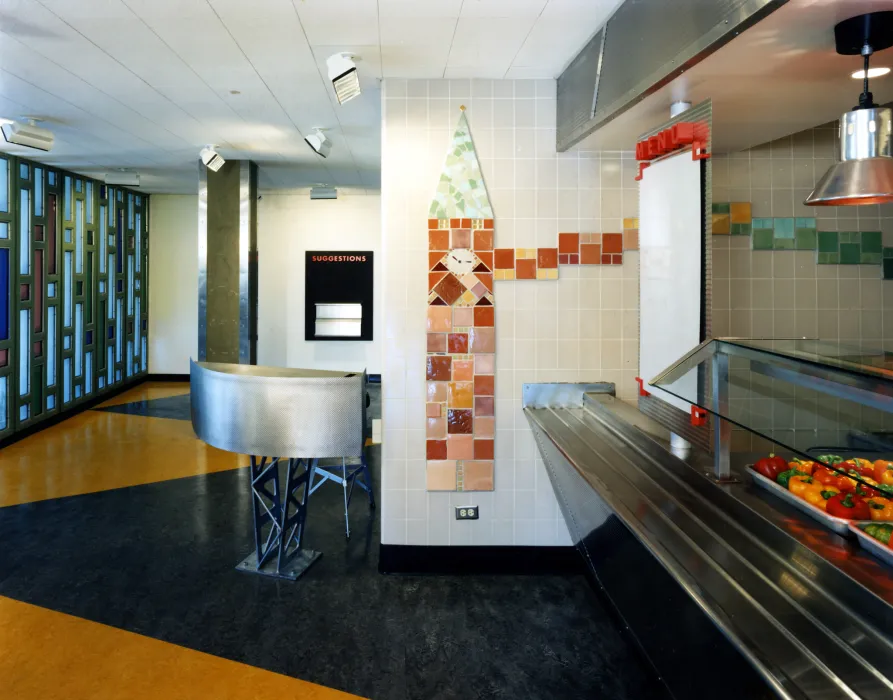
[460,0,548,18]
[378,0,463,18]
[447,17,534,74]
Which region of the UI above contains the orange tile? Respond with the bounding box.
[473,229,494,251]
[611,254,622,264]
[730,202,751,224]
[427,461,457,490]
[461,218,471,228]
[484,218,494,228]
[451,229,471,248]
[426,417,447,439]
[475,396,495,416]
[463,461,494,490]
[450,218,460,228]
[469,327,496,353]
[447,434,474,460]
[474,375,495,396]
[426,403,442,418]
[475,355,495,375]
[477,273,493,292]
[602,233,623,254]
[558,232,579,254]
[429,230,449,251]
[494,248,514,269]
[515,258,536,279]
[427,440,447,459]
[476,251,493,270]
[453,307,473,327]
[426,306,452,332]
[429,251,446,270]
[601,254,612,264]
[448,381,474,409]
[448,333,469,353]
[428,218,439,230]
[475,416,495,438]
[452,359,474,382]
[426,355,451,381]
[473,440,494,460]
[712,214,730,234]
[427,381,448,403]
[474,306,494,327]
[447,409,473,434]
[429,272,446,291]
[623,229,638,251]
[580,243,601,265]
[427,333,446,353]
[537,248,558,269]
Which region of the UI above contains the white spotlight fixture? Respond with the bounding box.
[851,66,891,79]
[199,145,225,172]
[305,128,332,158]
[327,53,361,105]
[1,118,54,152]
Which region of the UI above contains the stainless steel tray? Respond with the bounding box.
[746,467,855,536]
[849,524,893,568]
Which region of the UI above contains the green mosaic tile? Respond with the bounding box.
[818,230,839,253]
[774,237,794,250]
[818,252,839,264]
[884,247,893,259]
[773,217,795,238]
[731,222,752,236]
[861,230,882,254]
[839,231,859,244]
[712,202,730,214]
[885,259,893,279]
[861,251,882,265]
[795,217,816,230]
[752,228,774,250]
[840,242,860,264]
[795,229,816,250]
[753,218,774,230]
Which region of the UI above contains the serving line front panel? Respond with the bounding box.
[526,387,893,700]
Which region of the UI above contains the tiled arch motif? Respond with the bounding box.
[424,111,639,492]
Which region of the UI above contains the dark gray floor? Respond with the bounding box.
[0,384,668,700]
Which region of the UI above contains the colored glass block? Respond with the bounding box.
[731,223,752,236]
[752,218,772,230]
[0,349,6,367]
[580,244,601,264]
[711,214,730,235]
[884,247,893,259]
[818,252,840,264]
[494,248,514,269]
[558,233,579,254]
[861,230,882,254]
[861,252,882,265]
[537,248,558,269]
[730,202,751,224]
[885,259,893,279]
[712,203,730,214]
[774,237,794,250]
[840,243,860,264]
[602,233,622,254]
[817,230,839,253]
[839,231,858,244]
[752,229,774,250]
[795,229,817,250]
[773,218,794,238]
[515,258,536,279]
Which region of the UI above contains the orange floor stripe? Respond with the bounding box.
[0,596,364,700]
[0,411,246,508]
[95,381,191,408]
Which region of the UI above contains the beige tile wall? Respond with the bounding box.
[381,78,638,546]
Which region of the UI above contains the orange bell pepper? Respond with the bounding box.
[867,497,893,521]
[789,459,815,476]
[788,475,815,498]
[874,460,893,486]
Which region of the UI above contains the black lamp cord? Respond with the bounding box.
[858,46,876,109]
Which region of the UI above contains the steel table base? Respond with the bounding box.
[236,549,321,581]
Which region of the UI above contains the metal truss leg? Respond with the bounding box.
[341,458,351,539]
[236,455,322,581]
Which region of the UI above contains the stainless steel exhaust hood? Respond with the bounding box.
[806,11,893,207]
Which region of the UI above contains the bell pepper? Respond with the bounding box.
[788,475,815,498]
[856,476,883,499]
[813,467,839,486]
[803,484,839,511]
[864,523,893,545]
[776,468,809,489]
[866,497,893,521]
[826,492,871,520]
[835,471,860,493]
[853,458,875,476]
[754,454,788,481]
[817,454,844,467]
[789,458,815,475]
[874,460,893,486]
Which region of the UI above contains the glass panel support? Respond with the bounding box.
[711,351,734,483]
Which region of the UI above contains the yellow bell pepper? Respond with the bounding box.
[803,484,839,511]
[867,497,893,521]
[789,475,815,498]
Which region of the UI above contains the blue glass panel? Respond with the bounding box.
[63,358,71,404]
[117,190,122,202]
[86,351,93,394]
[99,280,106,294]
[134,297,140,366]
[107,346,113,385]
[75,199,83,273]
[19,404,28,421]
[64,251,72,327]
[127,254,133,314]
[0,222,7,239]
[64,176,72,221]
[75,385,82,399]
[135,213,141,271]
[128,193,134,228]
[0,376,6,430]
[19,163,28,179]
[63,335,71,350]
[20,189,30,275]
[19,309,29,396]
[126,340,133,377]
[116,369,121,382]
[75,303,82,377]
[135,279,140,290]
[108,325,114,339]
[64,229,71,243]
[100,206,107,273]
[0,157,8,212]
[47,306,56,386]
[86,330,93,345]
[108,192,115,225]
[86,182,93,223]
[117,279,123,293]
[98,376,105,390]
[141,336,147,372]
[48,171,56,186]
[116,208,123,273]
[47,393,55,410]
[75,179,82,193]
[136,195,142,206]
[48,282,56,298]
[0,248,7,341]
[116,298,122,363]
[34,168,43,217]
[142,319,147,331]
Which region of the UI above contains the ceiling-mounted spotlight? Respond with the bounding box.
[806,11,893,206]
[105,169,140,187]
[199,145,225,172]
[1,117,54,152]
[305,128,332,158]
[327,53,361,105]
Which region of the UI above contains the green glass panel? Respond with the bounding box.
[861,252,882,265]
[884,259,893,279]
[861,230,882,254]
[34,168,43,217]
[818,230,839,253]
[795,229,817,250]
[795,217,816,230]
[774,237,794,250]
[731,223,752,236]
[712,202,730,214]
[773,218,794,238]
[884,247,893,259]
[0,157,8,213]
[840,243,860,264]
[753,229,774,250]
[818,252,840,264]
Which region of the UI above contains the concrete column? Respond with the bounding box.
[197,160,257,364]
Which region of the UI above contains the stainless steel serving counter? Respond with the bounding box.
[526,385,893,700]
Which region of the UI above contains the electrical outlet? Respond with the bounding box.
[455,505,479,520]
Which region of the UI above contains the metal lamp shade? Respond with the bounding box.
[806,107,893,206]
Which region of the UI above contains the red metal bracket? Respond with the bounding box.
[634,162,650,182]
[691,406,707,427]
[692,138,711,161]
[635,377,651,397]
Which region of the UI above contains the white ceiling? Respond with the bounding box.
[0,0,623,193]
[576,0,893,153]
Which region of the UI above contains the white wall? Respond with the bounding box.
[148,191,382,375]
[380,79,639,547]
[149,195,198,374]
[257,193,382,373]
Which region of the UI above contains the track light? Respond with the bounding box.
[327,53,361,105]
[305,128,332,158]
[200,145,225,172]
[1,118,54,152]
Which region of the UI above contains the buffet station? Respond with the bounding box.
[190,360,371,580]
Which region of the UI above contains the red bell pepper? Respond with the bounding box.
[826,492,871,520]
[754,454,787,481]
